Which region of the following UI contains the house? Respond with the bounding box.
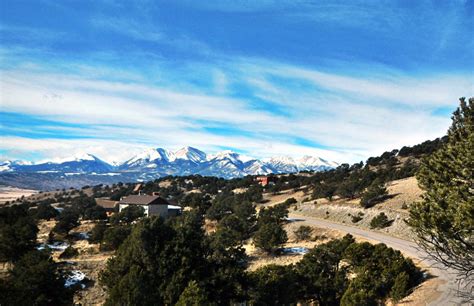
[256,176,276,187]
[95,198,119,216]
[118,194,181,218]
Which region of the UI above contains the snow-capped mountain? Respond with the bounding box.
[2,153,113,174]
[0,160,33,172]
[0,146,338,189]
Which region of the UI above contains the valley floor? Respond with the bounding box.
[0,185,37,204]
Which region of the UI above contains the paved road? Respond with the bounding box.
[289,213,469,305]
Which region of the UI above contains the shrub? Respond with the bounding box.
[351,213,364,223]
[370,212,392,229]
[83,205,107,220]
[59,246,79,259]
[53,208,79,235]
[34,204,59,220]
[360,182,388,208]
[294,225,312,241]
[284,197,297,205]
[88,222,107,244]
[100,225,131,251]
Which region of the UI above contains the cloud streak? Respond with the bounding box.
[1,1,472,165]
[1,55,470,164]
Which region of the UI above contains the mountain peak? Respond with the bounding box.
[174,147,206,163]
[126,148,175,165]
[50,152,99,164]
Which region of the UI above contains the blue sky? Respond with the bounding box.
[1,0,473,164]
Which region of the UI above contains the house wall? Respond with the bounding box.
[119,204,169,218]
[148,204,168,218]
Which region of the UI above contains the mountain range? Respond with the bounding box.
[0,147,338,190]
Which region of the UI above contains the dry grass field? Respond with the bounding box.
[0,186,38,204]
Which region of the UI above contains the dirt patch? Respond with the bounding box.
[204,219,218,234]
[158,180,172,188]
[37,220,57,244]
[382,177,424,211]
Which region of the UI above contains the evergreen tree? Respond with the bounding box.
[53,208,79,235]
[100,212,245,305]
[390,272,410,303]
[33,203,59,220]
[110,205,144,224]
[253,222,287,254]
[176,281,212,306]
[360,181,388,208]
[0,250,71,305]
[248,264,300,305]
[408,97,474,284]
[0,205,38,262]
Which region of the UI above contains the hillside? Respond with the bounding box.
[0,135,457,305]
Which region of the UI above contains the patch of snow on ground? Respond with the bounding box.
[77,232,89,239]
[37,241,69,251]
[283,247,309,254]
[64,270,86,288]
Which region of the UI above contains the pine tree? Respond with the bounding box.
[253,222,288,254]
[176,281,212,306]
[408,97,474,285]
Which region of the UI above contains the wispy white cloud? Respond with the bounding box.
[1,54,471,165]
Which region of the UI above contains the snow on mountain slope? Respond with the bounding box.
[297,155,337,170]
[243,159,274,175]
[121,148,176,169]
[264,156,299,173]
[55,152,97,163]
[174,146,206,163]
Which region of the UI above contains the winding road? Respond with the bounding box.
[289,213,469,305]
